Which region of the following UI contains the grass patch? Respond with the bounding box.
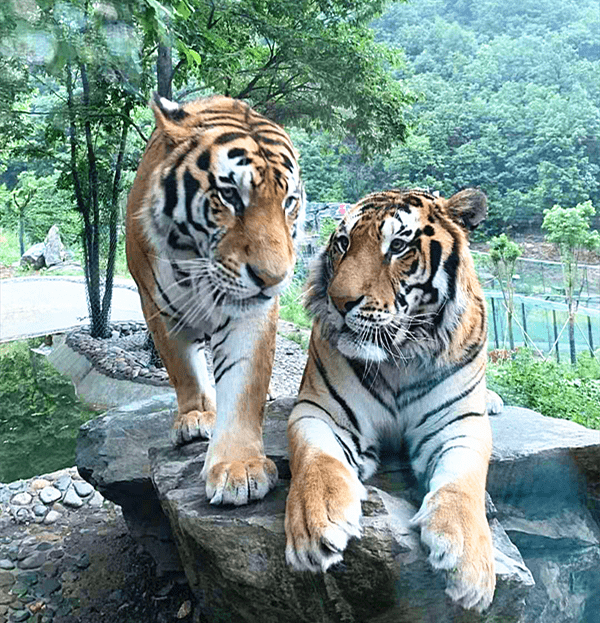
[280,279,312,329]
[0,339,99,483]
[0,228,23,267]
[281,331,310,351]
[487,349,600,430]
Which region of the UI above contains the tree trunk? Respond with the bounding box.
[79,62,109,338]
[507,309,515,352]
[18,209,25,256]
[157,43,173,99]
[100,114,130,331]
[568,310,577,365]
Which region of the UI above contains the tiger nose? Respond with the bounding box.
[246,264,288,288]
[329,294,364,315]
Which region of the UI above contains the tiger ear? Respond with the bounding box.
[150,93,190,143]
[446,188,487,231]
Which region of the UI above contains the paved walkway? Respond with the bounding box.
[0,276,144,342]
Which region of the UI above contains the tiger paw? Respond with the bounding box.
[285,454,365,572]
[411,490,495,612]
[486,389,504,415]
[204,456,278,506]
[172,410,215,445]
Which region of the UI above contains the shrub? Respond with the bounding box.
[487,348,600,429]
[318,216,339,246]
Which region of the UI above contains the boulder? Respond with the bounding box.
[77,399,600,622]
[43,224,66,266]
[77,394,181,575]
[149,418,532,623]
[486,408,600,623]
[20,242,45,269]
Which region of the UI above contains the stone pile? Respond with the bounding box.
[65,321,170,387]
[0,467,112,622]
[20,225,69,270]
[0,468,103,530]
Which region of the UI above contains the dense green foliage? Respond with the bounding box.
[0,340,97,483]
[297,0,600,234]
[487,349,600,430]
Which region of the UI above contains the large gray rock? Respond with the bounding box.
[77,399,600,622]
[149,418,532,623]
[77,394,181,575]
[486,408,600,623]
[43,224,66,266]
[20,242,45,269]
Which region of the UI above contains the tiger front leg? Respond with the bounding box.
[201,304,279,506]
[141,297,216,444]
[410,420,495,612]
[285,414,366,572]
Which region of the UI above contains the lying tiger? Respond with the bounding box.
[126,94,304,506]
[285,188,497,612]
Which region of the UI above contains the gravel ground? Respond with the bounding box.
[64,320,309,398]
[0,470,196,623]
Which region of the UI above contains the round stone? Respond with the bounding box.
[43,511,61,525]
[15,508,31,523]
[10,610,31,622]
[0,571,16,587]
[0,560,15,570]
[18,552,46,570]
[54,475,72,492]
[33,505,48,518]
[88,490,105,507]
[0,588,17,606]
[39,487,62,505]
[11,492,32,506]
[62,488,83,508]
[73,481,94,498]
[29,479,51,491]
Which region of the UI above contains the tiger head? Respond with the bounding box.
[141,94,305,307]
[306,188,487,363]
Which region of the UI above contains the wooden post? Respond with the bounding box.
[521,302,528,347]
[588,316,595,358]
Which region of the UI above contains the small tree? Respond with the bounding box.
[542,201,600,365]
[488,233,522,351]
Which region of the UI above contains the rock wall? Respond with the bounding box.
[77,398,600,623]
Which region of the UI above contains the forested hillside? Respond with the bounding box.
[302,0,600,234]
[1,0,599,252]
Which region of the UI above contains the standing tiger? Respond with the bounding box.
[126,94,304,506]
[285,188,497,612]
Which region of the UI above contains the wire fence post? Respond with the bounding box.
[521,302,528,347]
[490,297,499,350]
[588,316,595,357]
[552,309,560,363]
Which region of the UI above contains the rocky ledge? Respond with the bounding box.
[77,397,600,623]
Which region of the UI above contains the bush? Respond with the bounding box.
[487,348,600,429]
